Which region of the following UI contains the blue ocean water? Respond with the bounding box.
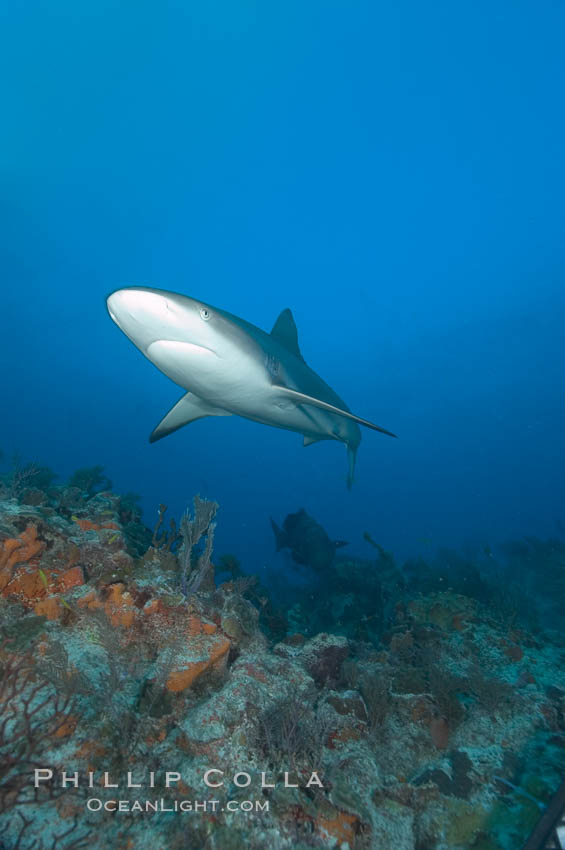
[2,0,564,581]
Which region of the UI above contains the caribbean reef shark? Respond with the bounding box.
[106,287,396,487]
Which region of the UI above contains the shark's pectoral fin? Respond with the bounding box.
[275,386,397,438]
[303,435,324,447]
[270,517,287,551]
[149,393,232,443]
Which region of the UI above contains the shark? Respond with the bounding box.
[271,509,349,572]
[106,287,396,487]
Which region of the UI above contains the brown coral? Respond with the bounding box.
[102,583,137,628]
[72,518,120,532]
[1,557,84,611]
[34,597,64,621]
[0,525,44,579]
[318,811,358,845]
[166,632,230,692]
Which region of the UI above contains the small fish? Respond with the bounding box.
[107,533,119,543]
[60,598,72,611]
[38,568,49,590]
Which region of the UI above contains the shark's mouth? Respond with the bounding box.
[145,339,219,390]
[147,340,218,358]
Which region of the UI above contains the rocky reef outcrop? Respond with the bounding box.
[0,463,564,849]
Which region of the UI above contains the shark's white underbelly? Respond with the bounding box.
[146,338,344,441]
[242,404,336,439]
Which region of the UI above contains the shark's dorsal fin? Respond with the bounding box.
[149,392,231,443]
[271,309,304,361]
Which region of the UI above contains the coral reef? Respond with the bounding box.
[0,462,564,849]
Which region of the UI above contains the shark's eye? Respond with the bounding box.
[200,307,211,321]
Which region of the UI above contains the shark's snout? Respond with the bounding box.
[107,287,179,352]
[107,288,170,326]
[107,286,226,389]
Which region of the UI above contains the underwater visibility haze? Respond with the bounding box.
[1,1,564,569]
[1,1,565,849]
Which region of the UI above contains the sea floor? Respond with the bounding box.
[1,464,564,850]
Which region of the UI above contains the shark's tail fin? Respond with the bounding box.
[346,445,357,489]
[270,518,286,551]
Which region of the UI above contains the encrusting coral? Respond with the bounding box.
[0,524,44,573]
